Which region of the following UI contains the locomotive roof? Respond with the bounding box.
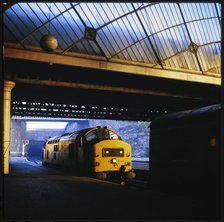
[151,104,221,129]
[46,127,93,142]
[47,135,61,142]
[46,126,119,142]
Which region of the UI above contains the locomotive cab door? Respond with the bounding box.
[83,140,94,175]
[77,136,85,173]
[68,143,77,169]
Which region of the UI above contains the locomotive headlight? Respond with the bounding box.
[111,158,117,163]
[119,150,123,154]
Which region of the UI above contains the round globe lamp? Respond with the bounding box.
[40,34,58,52]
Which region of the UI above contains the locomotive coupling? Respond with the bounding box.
[126,170,136,179]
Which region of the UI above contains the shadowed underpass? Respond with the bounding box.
[3,157,218,220]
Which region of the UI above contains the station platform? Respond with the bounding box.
[3,157,219,219]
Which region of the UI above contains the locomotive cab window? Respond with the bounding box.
[102,148,124,157]
[109,131,119,140]
[97,128,109,139]
[85,128,120,142]
[86,131,97,142]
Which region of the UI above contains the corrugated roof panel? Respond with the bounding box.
[86,40,103,56]
[54,2,69,11]
[63,9,85,38]
[3,13,24,41]
[173,25,191,50]
[198,43,221,74]
[73,39,89,54]
[165,50,201,71]
[50,19,70,45]
[36,3,62,18]
[187,51,200,71]
[216,3,221,17]
[12,4,37,33]
[177,52,192,70]
[18,3,43,27]
[134,42,151,64]
[6,8,31,38]
[75,4,97,28]
[3,26,17,43]
[141,38,159,64]
[125,14,143,43]
[26,30,45,47]
[76,39,97,55]
[24,3,48,24]
[62,2,74,9]
[55,15,79,43]
[200,3,217,18]
[187,19,220,46]
[124,47,137,62]
[138,6,160,33]
[174,53,189,70]
[93,3,111,25]
[97,26,119,55]
[180,3,218,22]
[117,3,131,14]
[149,32,169,61]
[96,31,112,58]
[67,43,80,54]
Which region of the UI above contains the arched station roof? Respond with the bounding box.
[3,2,221,85]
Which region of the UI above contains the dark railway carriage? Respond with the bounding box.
[149,104,221,198]
[42,126,135,180]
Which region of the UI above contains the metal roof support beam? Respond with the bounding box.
[4,47,221,86]
[10,77,203,100]
[70,3,109,60]
[131,3,164,69]
[177,3,203,73]
[214,3,221,26]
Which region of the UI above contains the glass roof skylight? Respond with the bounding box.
[3,2,221,76]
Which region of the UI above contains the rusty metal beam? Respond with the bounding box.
[4,47,221,86]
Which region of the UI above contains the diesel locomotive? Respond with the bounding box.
[42,126,135,180]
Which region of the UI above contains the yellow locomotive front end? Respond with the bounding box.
[93,139,135,180]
